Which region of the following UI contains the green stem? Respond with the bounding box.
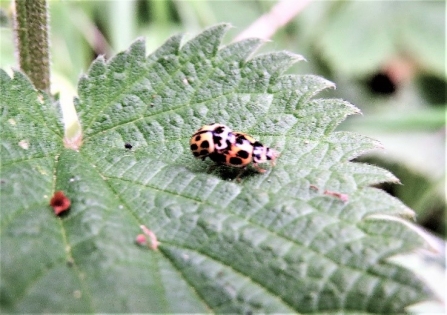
[14,0,30,72]
[14,0,51,93]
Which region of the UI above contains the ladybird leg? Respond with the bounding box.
[234,167,247,182]
[253,163,266,173]
[269,150,280,166]
[207,164,217,173]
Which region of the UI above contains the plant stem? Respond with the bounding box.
[14,0,51,93]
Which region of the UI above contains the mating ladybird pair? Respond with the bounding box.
[190,123,279,177]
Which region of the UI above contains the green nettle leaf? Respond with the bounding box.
[1,24,433,313]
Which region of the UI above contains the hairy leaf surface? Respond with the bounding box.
[0,24,432,313]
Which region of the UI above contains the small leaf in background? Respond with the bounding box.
[0,24,439,313]
[317,1,445,78]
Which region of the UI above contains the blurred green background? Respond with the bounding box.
[1,0,445,237]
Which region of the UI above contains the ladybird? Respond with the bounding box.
[190,123,235,160]
[210,131,279,175]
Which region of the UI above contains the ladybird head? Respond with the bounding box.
[253,143,279,166]
[265,147,280,166]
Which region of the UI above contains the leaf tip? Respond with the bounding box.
[374,139,385,149]
[390,175,402,185]
[367,214,443,255]
[327,80,336,90]
[258,37,273,44]
[217,22,234,30]
[291,53,306,63]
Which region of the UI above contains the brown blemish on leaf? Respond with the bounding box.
[324,190,349,202]
[50,191,71,215]
[136,225,159,250]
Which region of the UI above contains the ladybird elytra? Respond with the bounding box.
[189,123,235,160]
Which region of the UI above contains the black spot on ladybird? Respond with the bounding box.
[236,137,244,145]
[190,144,198,151]
[195,135,201,141]
[200,150,209,156]
[213,136,222,146]
[200,140,210,148]
[214,126,224,134]
[229,157,243,165]
[237,150,249,159]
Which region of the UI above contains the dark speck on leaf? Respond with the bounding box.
[66,258,74,267]
[124,143,133,150]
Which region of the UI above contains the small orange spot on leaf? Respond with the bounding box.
[135,234,147,245]
[136,225,159,250]
[324,190,349,202]
[50,191,71,215]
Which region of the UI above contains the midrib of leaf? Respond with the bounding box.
[56,216,96,312]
